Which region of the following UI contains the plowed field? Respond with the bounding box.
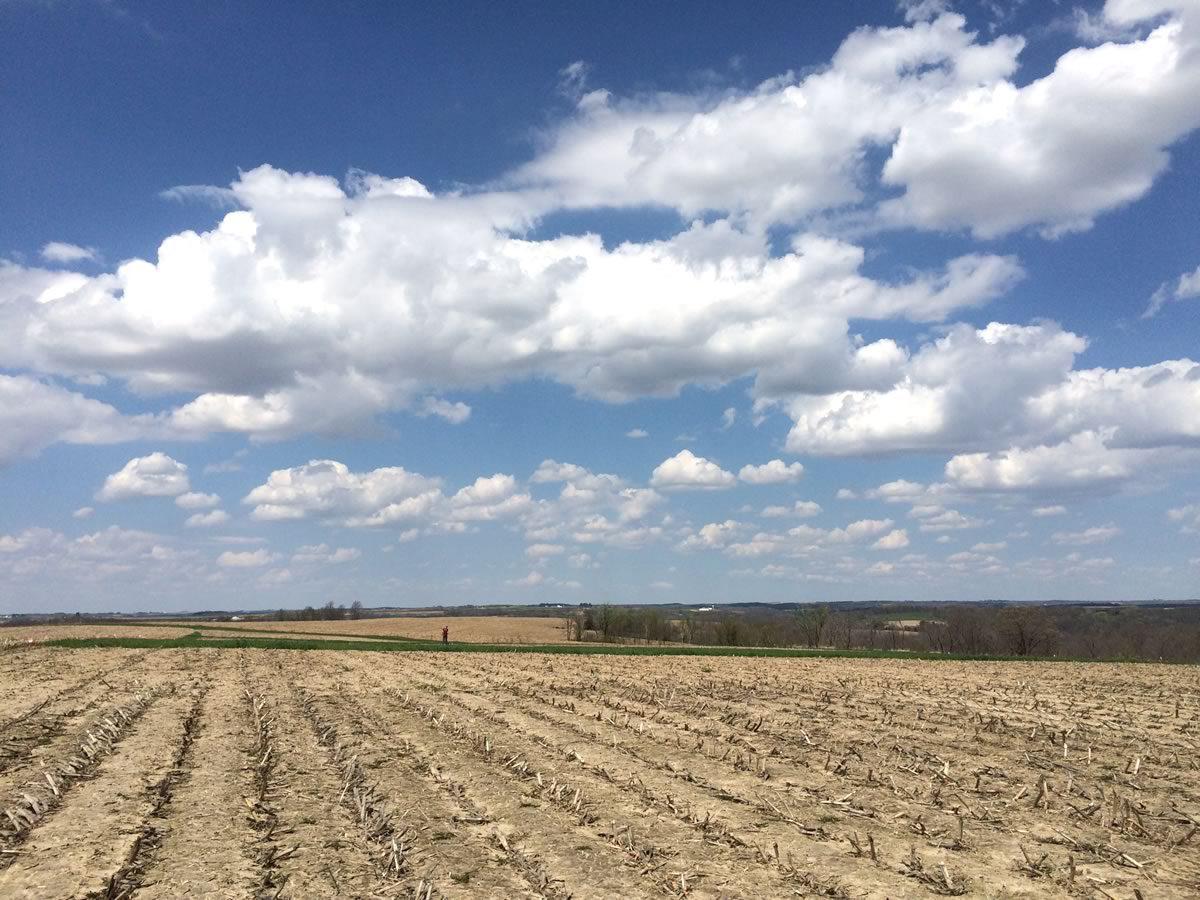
[0,648,1196,898]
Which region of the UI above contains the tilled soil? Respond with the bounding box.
[0,648,1195,899]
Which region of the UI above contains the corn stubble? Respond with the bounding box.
[0,648,1194,898]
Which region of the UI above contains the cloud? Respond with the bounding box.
[514,5,1200,239]
[1144,264,1200,318]
[899,0,951,22]
[217,548,277,568]
[40,242,97,264]
[1168,504,1200,532]
[762,500,822,518]
[0,525,200,583]
[625,428,648,439]
[416,396,472,424]
[915,508,984,532]
[242,459,531,531]
[0,374,157,467]
[0,159,1022,448]
[944,431,1183,493]
[0,3,1196,494]
[525,543,565,558]
[244,459,441,524]
[97,452,190,501]
[446,474,532,522]
[1032,505,1068,517]
[185,509,230,528]
[873,528,911,550]
[291,544,361,564]
[678,520,743,551]
[558,60,591,98]
[738,459,805,484]
[72,506,94,519]
[1051,523,1121,546]
[651,450,736,490]
[720,407,737,430]
[972,541,1007,552]
[175,491,220,510]
[158,184,240,206]
[878,7,1200,237]
[508,570,545,587]
[867,479,933,502]
[725,517,893,558]
[568,552,597,568]
[781,322,1086,456]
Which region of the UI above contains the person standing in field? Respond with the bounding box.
[441,625,449,646]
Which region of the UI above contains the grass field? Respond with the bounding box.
[0,646,1196,898]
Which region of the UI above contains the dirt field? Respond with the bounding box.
[0,648,1195,898]
[198,614,570,644]
[0,623,191,646]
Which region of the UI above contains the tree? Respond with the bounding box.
[717,615,740,646]
[997,607,1058,657]
[596,604,617,642]
[796,604,830,648]
[680,613,699,644]
[349,600,363,620]
[946,606,993,654]
[826,612,856,649]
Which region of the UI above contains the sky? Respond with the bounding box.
[1,0,1199,613]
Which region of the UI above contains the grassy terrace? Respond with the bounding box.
[33,629,1184,663]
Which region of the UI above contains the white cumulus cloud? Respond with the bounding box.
[97,452,190,501]
[651,450,736,490]
[738,459,805,484]
[40,242,97,264]
[217,548,277,568]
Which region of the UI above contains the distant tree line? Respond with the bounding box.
[563,602,1200,663]
[273,600,363,621]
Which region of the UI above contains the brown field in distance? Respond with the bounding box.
[0,623,191,646]
[202,614,569,644]
[0,646,1196,897]
[0,615,570,646]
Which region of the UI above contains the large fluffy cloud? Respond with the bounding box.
[779,322,1200,492]
[0,190,1019,431]
[779,322,1087,455]
[516,3,1200,237]
[0,374,152,466]
[879,5,1200,236]
[738,459,805,484]
[242,459,531,531]
[96,452,190,501]
[243,459,442,524]
[0,1,1195,468]
[651,450,736,490]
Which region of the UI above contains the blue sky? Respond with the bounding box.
[2,0,1199,613]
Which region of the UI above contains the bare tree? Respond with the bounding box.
[826,612,855,649]
[796,604,830,648]
[717,615,740,646]
[596,604,617,642]
[997,606,1058,657]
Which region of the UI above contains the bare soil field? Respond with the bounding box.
[0,623,191,646]
[0,648,1195,898]
[197,614,569,644]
